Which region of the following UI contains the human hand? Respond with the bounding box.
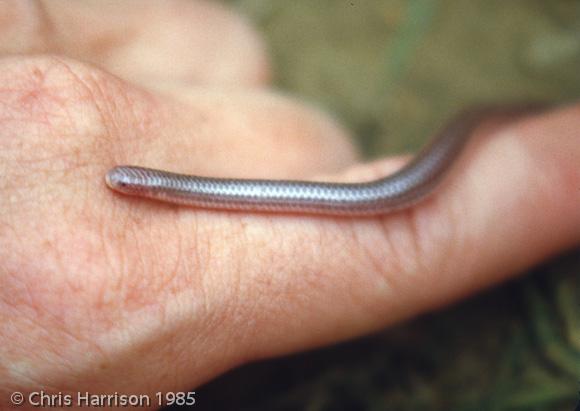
[0,0,579,408]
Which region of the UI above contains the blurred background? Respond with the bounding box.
[184,1,579,410]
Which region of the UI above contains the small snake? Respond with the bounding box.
[105,105,543,216]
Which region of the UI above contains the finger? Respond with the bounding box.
[222,104,580,362]
[0,0,270,87]
[116,86,358,178]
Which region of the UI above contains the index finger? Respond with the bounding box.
[215,105,580,361]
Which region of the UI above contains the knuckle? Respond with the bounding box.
[0,55,161,221]
[0,56,111,191]
[0,55,153,179]
[0,55,112,134]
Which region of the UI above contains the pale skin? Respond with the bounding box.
[0,0,579,409]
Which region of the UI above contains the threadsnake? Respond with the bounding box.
[105,105,542,216]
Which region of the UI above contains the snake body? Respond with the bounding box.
[105,105,541,216]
